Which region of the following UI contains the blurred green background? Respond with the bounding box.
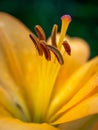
[0,0,98,58]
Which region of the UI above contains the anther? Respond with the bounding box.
[51,24,58,47]
[47,45,64,65]
[29,34,43,56]
[63,40,71,55]
[39,40,51,61]
[35,25,46,41]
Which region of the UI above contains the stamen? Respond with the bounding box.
[35,25,46,41]
[47,45,64,65]
[29,15,72,65]
[63,40,71,55]
[58,15,71,49]
[39,40,51,61]
[29,34,43,56]
[51,24,58,47]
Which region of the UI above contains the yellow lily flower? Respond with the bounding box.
[0,12,98,130]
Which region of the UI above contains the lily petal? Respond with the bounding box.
[0,12,39,115]
[0,117,59,130]
[0,12,36,85]
[54,62,98,117]
[0,48,31,121]
[47,56,98,122]
[0,105,12,117]
[65,35,90,64]
[52,94,98,125]
[58,114,98,130]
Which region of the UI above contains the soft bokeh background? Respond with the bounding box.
[0,0,98,58]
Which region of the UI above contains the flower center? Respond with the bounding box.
[28,15,72,123]
[29,15,71,65]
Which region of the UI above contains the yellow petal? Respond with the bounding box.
[47,56,98,121]
[0,49,31,121]
[58,114,98,130]
[0,117,59,130]
[0,105,12,117]
[65,35,90,64]
[0,12,36,85]
[52,94,98,125]
[54,55,81,94]
[55,66,98,117]
[0,12,38,115]
[0,83,31,121]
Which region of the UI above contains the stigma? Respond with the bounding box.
[29,15,71,65]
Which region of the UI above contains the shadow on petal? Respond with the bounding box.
[58,114,98,130]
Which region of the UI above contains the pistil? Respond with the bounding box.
[58,15,71,49]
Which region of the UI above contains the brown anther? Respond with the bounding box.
[47,45,64,65]
[35,25,46,41]
[63,41,71,55]
[51,24,58,47]
[29,34,43,56]
[39,40,51,61]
